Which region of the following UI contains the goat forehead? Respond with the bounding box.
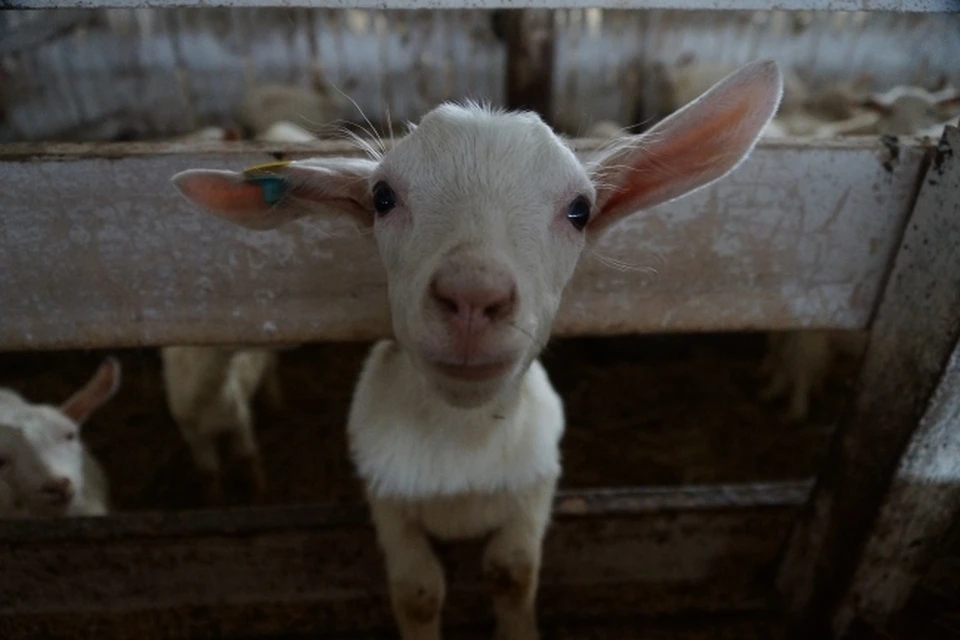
[18,407,73,443]
[386,105,587,198]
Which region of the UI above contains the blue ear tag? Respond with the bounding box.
[243,160,292,206]
[246,176,287,206]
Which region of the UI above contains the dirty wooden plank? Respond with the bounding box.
[776,127,960,638]
[4,0,958,11]
[835,340,960,637]
[503,9,555,124]
[828,129,960,638]
[0,483,808,639]
[889,523,960,640]
[0,137,925,349]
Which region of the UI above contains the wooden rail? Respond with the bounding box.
[778,127,960,639]
[3,0,957,11]
[0,482,811,639]
[0,137,928,350]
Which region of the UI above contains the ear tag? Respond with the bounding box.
[243,161,292,206]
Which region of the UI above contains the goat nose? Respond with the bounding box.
[41,477,74,503]
[431,276,517,325]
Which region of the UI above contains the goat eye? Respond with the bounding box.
[372,181,397,215]
[65,432,77,441]
[566,195,591,231]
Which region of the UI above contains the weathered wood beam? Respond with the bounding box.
[777,127,960,637]
[831,128,960,638]
[0,482,811,639]
[0,137,927,349]
[503,9,556,124]
[2,0,957,11]
[887,525,960,640]
[836,337,960,638]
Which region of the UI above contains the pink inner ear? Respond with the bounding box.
[60,358,120,425]
[590,61,783,233]
[600,100,751,219]
[176,172,269,214]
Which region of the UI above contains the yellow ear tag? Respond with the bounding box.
[243,161,292,206]
[242,160,293,178]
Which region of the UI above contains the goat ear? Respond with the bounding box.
[60,357,121,426]
[172,158,378,231]
[587,60,782,235]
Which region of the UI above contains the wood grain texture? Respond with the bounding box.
[776,127,960,638]
[0,137,927,349]
[504,9,556,124]
[831,129,960,638]
[836,342,960,637]
[3,0,957,11]
[0,483,808,639]
[891,522,960,640]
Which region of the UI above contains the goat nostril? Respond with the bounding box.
[431,275,517,323]
[431,283,460,315]
[484,289,516,320]
[438,296,459,315]
[484,301,504,320]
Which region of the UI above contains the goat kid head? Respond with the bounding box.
[173,61,782,408]
[0,358,120,515]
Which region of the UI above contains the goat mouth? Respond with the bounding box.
[40,490,73,506]
[428,360,513,382]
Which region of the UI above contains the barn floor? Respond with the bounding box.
[0,332,857,512]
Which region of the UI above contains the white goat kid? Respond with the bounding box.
[160,346,279,502]
[0,358,120,517]
[160,120,305,504]
[171,61,783,640]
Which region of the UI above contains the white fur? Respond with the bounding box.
[349,341,563,499]
[0,389,110,517]
[160,346,278,498]
[369,104,589,410]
